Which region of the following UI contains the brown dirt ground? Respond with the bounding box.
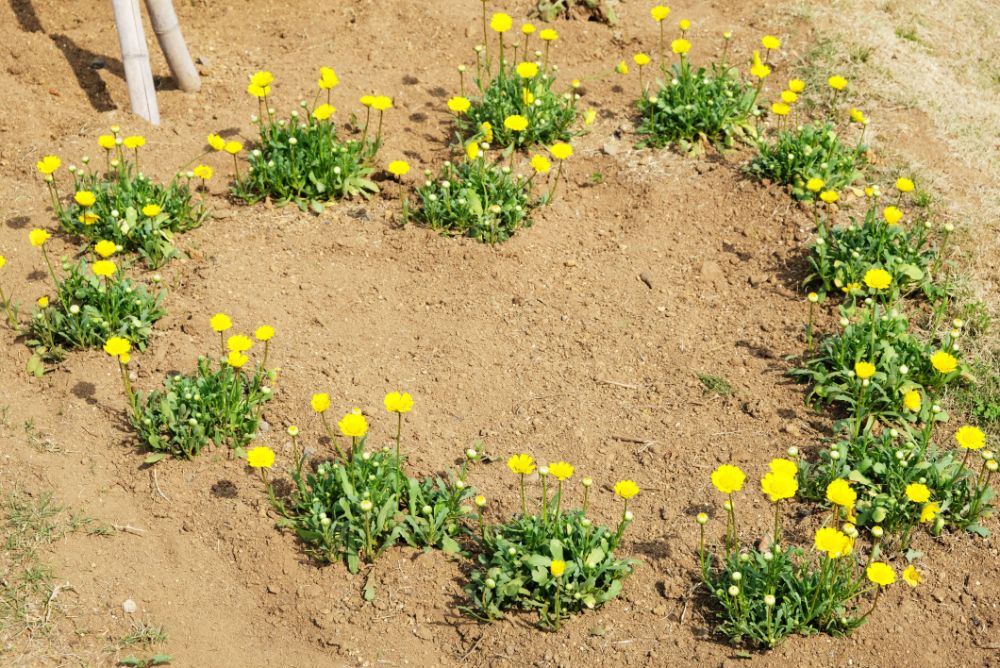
[1,0,998,666]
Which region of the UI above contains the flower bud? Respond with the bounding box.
[727,585,739,596]
[787,446,799,457]
[764,594,776,607]
[624,510,634,522]
[871,525,884,538]
[485,578,496,589]
[422,505,432,515]
[696,512,708,525]
[731,571,742,583]
[582,477,593,488]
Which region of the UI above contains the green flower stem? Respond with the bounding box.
[698,522,707,576]
[555,480,563,518]
[547,161,564,201]
[857,585,882,623]
[519,473,527,516]
[480,0,488,62]
[582,484,590,514]
[807,302,815,354]
[0,282,17,329]
[394,411,403,493]
[541,475,549,524]
[319,413,346,460]
[375,110,386,146]
[773,501,782,544]
[362,509,373,561]
[553,577,562,631]
[39,246,60,288]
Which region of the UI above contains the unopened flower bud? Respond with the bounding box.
[764,594,776,607]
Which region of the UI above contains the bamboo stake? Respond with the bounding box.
[111,0,161,125]
[143,0,201,92]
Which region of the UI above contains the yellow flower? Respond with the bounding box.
[92,260,117,277]
[36,155,61,175]
[788,79,806,93]
[750,51,771,79]
[850,108,868,125]
[615,60,629,75]
[826,479,856,508]
[902,565,922,587]
[549,461,574,481]
[123,136,145,149]
[614,479,640,499]
[193,164,213,180]
[678,19,691,31]
[883,206,903,225]
[360,95,375,107]
[711,464,745,494]
[103,336,131,358]
[372,96,393,111]
[37,296,49,308]
[539,29,559,41]
[384,391,414,413]
[227,351,249,368]
[490,12,512,33]
[475,494,486,507]
[317,66,339,90]
[930,350,957,374]
[387,160,410,177]
[504,115,528,132]
[447,96,471,113]
[903,390,921,412]
[806,178,825,192]
[521,88,534,105]
[227,334,253,352]
[507,453,536,475]
[771,102,790,116]
[550,143,573,160]
[516,62,539,79]
[247,83,270,98]
[863,268,892,290]
[311,393,331,414]
[29,228,51,247]
[79,213,100,225]
[819,190,839,204]
[338,409,368,437]
[480,122,493,142]
[815,527,853,558]
[466,141,480,161]
[207,134,226,151]
[584,108,597,126]
[671,39,691,55]
[255,325,275,341]
[522,23,536,35]
[210,313,232,332]
[633,53,651,67]
[955,425,986,450]
[250,70,273,88]
[650,5,670,22]
[0,256,5,270]
[531,155,551,174]
[75,191,97,207]
[842,282,861,294]
[896,177,915,193]
[828,75,848,91]
[142,204,162,218]
[760,471,797,502]
[762,35,781,50]
[866,562,896,586]
[247,446,275,469]
[312,103,335,120]
[769,458,798,477]
[854,361,876,380]
[780,90,798,104]
[920,501,940,523]
[117,350,131,364]
[98,135,116,150]
[224,141,243,155]
[550,559,566,577]
[905,483,931,503]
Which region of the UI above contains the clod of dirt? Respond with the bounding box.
[122,599,138,614]
[639,272,654,289]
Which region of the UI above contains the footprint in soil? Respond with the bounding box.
[211,480,238,498]
[6,215,31,229]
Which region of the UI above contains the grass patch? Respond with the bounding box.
[698,374,734,396]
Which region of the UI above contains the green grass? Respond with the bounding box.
[698,374,734,396]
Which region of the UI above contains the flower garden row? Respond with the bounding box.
[1,2,994,645]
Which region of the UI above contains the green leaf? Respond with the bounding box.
[26,353,46,377]
[585,547,606,568]
[143,453,167,465]
[440,535,461,554]
[310,201,326,215]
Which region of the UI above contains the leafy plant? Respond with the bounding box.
[537,0,618,24]
[748,122,865,199]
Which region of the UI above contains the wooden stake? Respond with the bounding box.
[144,0,201,92]
[111,0,161,124]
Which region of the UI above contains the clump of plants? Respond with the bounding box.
[229,69,390,209]
[631,12,768,152]
[23,232,165,366]
[465,455,637,629]
[110,315,276,460]
[36,131,209,268]
[536,0,618,24]
[699,461,909,648]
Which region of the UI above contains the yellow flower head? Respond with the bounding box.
[250,70,273,88]
[819,190,839,204]
[255,325,275,341]
[866,562,896,586]
[227,351,249,368]
[480,122,493,142]
[531,154,551,174]
[905,483,931,503]
[312,103,336,120]
[224,141,243,155]
[98,135,116,150]
[318,66,339,90]
[539,29,559,41]
[850,108,868,125]
[207,134,226,151]
[247,83,270,98]
[854,361,876,380]
[780,90,798,104]
[762,35,781,50]
[883,206,903,225]
[311,393,331,414]
[650,5,670,22]
[826,478,856,508]
[903,390,921,412]
[372,96,393,111]
[902,565,922,587]
[920,501,940,523]
[92,260,117,278]
[210,313,232,333]
[550,559,566,577]
[750,51,771,79]
[633,53,651,67]
[584,108,597,125]
[142,204,162,218]
[896,177,915,193]
[103,336,131,358]
[771,102,790,116]
[75,191,97,207]
[466,141,480,161]
[788,79,806,93]
[247,445,275,469]
[37,296,49,308]
[387,160,410,177]
[507,453,536,475]
[760,471,797,502]
[338,409,368,437]
[769,458,798,477]
[0,256,5,270]
[193,164,213,180]
[384,391,414,413]
[447,96,471,113]
[806,177,825,192]
[711,464,745,494]
[550,143,573,160]
[615,60,629,75]
[678,19,691,31]
[863,268,892,290]
[522,23,536,35]
[36,155,61,175]
[504,115,528,132]
[123,136,145,150]
[955,425,986,450]
[490,12,512,33]
[29,228,51,247]
[671,38,691,55]
[522,88,534,107]
[516,62,539,79]
[360,95,375,107]
[930,350,958,374]
[614,479,640,500]
[80,212,100,225]
[227,334,253,352]
[549,461,574,481]
[815,527,853,558]
[828,75,848,91]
